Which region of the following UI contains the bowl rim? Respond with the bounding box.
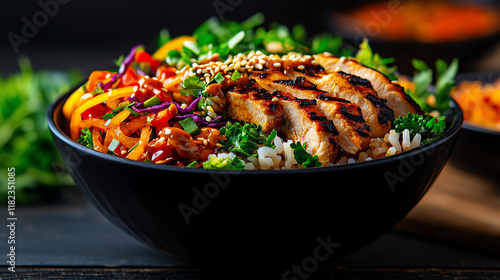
[47,87,464,175]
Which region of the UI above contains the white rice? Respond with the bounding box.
[207,129,424,169]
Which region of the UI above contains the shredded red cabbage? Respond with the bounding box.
[102,44,142,90]
[131,97,201,114]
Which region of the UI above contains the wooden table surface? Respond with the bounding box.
[1,163,499,280]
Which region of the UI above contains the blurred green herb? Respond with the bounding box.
[160,13,354,69]
[405,58,459,114]
[355,39,397,81]
[0,57,81,204]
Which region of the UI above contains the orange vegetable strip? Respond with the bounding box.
[70,92,110,140]
[92,127,104,153]
[111,126,140,149]
[153,36,195,61]
[103,130,113,152]
[70,86,134,140]
[126,126,151,160]
[63,86,85,120]
[107,109,131,128]
[121,115,149,136]
[80,119,108,130]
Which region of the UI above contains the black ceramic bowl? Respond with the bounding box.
[450,72,500,181]
[48,89,463,275]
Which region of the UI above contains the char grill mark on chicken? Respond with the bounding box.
[290,69,392,137]
[268,90,340,166]
[251,71,371,154]
[224,84,284,133]
[313,53,423,117]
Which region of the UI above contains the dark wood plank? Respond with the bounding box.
[3,267,500,280]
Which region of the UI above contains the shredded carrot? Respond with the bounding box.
[126,126,151,160]
[92,127,104,153]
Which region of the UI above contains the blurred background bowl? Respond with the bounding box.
[48,89,463,274]
[449,71,500,181]
[327,0,500,75]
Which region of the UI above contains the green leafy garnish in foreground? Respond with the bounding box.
[394,113,446,143]
[355,39,397,81]
[219,122,276,157]
[0,57,81,204]
[202,155,245,170]
[405,58,459,114]
[290,142,322,168]
[77,128,93,149]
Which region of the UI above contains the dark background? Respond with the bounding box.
[0,0,340,76]
[1,0,500,76]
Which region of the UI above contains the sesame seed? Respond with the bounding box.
[259,59,266,64]
[334,67,340,72]
[297,65,305,70]
[196,69,202,74]
[271,97,279,102]
[255,63,263,70]
[133,86,138,92]
[180,104,188,109]
[203,139,208,146]
[273,62,281,68]
[205,116,213,122]
[205,77,210,83]
[311,60,319,65]
[240,60,247,66]
[392,80,400,85]
[216,143,223,148]
[121,150,127,155]
[339,56,346,63]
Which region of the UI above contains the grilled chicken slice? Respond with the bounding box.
[290,70,393,137]
[268,90,340,166]
[313,53,423,117]
[224,85,284,133]
[252,72,371,154]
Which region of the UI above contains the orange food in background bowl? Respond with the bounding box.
[452,79,500,131]
[342,0,500,43]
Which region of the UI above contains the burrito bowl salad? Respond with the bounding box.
[62,15,457,170]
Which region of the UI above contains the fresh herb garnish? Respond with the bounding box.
[179,116,200,135]
[160,13,353,69]
[405,58,459,114]
[230,70,241,81]
[394,113,446,142]
[202,155,245,170]
[179,76,206,97]
[186,160,199,168]
[77,128,93,149]
[355,39,397,81]
[143,95,162,107]
[290,142,322,168]
[219,122,276,157]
